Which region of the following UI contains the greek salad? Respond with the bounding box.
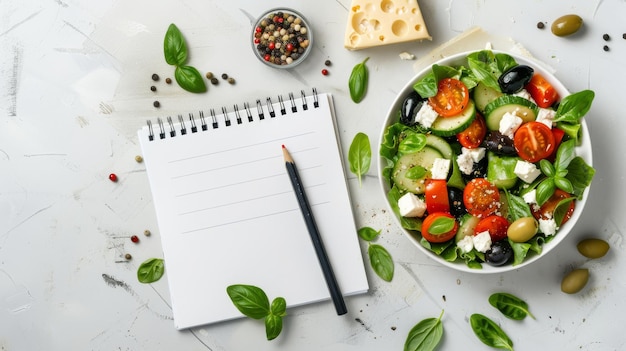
[380,50,595,268]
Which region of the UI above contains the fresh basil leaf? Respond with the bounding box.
[469,313,514,351]
[174,65,207,93]
[413,71,438,98]
[503,190,532,221]
[432,63,462,82]
[467,50,502,92]
[536,178,556,206]
[398,132,427,155]
[566,157,595,196]
[404,310,444,351]
[270,297,287,317]
[494,53,518,73]
[554,139,576,170]
[368,244,394,282]
[265,314,283,340]
[554,177,573,193]
[226,284,270,319]
[349,57,369,103]
[489,292,535,320]
[554,90,595,124]
[349,132,372,187]
[358,227,381,241]
[420,237,454,255]
[553,196,576,226]
[380,122,405,161]
[428,216,455,235]
[164,23,188,66]
[509,239,531,266]
[137,258,165,283]
[406,166,428,180]
[539,159,555,177]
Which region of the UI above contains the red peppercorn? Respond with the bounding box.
[286,43,294,51]
[254,38,260,44]
[130,235,139,243]
[278,17,284,24]
[109,173,118,182]
[268,42,275,50]
[273,15,279,23]
[321,69,329,76]
[264,54,271,61]
[255,26,262,33]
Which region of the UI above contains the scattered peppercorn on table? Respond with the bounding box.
[1,0,625,350]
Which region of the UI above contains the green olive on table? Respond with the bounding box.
[561,268,589,294]
[507,217,538,243]
[577,238,610,259]
[551,14,583,37]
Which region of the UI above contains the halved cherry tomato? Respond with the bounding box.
[474,215,510,242]
[425,179,450,214]
[532,189,575,225]
[514,122,556,163]
[457,112,487,149]
[525,73,559,108]
[463,178,501,218]
[421,212,458,243]
[428,78,470,117]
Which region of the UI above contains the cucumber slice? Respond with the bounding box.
[430,100,476,137]
[486,151,519,189]
[473,82,503,113]
[484,95,539,131]
[424,134,465,189]
[392,146,443,194]
[456,214,480,243]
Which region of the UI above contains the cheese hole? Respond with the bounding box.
[411,7,417,14]
[380,0,395,13]
[396,6,407,15]
[392,20,408,37]
[379,35,385,42]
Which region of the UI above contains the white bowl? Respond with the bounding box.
[377,50,593,273]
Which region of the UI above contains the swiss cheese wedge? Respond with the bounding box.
[344,0,431,50]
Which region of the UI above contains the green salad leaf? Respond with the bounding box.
[349,132,371,187]
[470,313,514,351]
[174,65,207,93]
[163,23,207,93]
[137,258,165,283]
[349,57,369,103]
[226,285,287,341]
[368,244,394,282]
[489,292,535,320]
[358,227,381,241]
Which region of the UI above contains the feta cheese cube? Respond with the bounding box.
[514,89,536,104]
[536,108,556,129]
[514,160,542,183]
[473,231,492,253]
[398,192,427,218]
[522,189,537,204]
[457,151,474,175]
[430,158,450,180]
[499,112,523,139]
[462,147,486,163]
[457,235,474,253]
[414,103,439,128]
[539,218,557,236]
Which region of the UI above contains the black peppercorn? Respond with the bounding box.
[165,78,172,84]
[221,73,228,80]
[153,101,160,108]
[603,45,610,52]
[603,33,610,41]
[150,86,156,92]
[151,73,159,81]
[210,77,219,85]
[536,22,545,29]
[325,59,332,66]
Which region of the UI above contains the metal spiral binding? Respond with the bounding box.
[144,88,320,141]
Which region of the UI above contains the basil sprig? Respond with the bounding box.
[358,226,394,282]
[137,258,165,283]
[536,139,576,206]
[226,284,286,340]
[348,132,372,187]
[163,23,207,93]
[553,90,594,144]
[349,57,369,103]
[489,292,535,320]
[470,313,514,351]
[404,310,444,351]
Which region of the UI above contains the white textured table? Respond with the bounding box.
[1,0,625,350]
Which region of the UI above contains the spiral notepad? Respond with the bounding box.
[138,89,368,329]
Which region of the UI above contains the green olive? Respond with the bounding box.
[577,238,610,259]
[551,14,583,37]
[561,268,589,294]
[507,217,538,243]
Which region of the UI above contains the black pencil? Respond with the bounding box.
[282,145,347,316]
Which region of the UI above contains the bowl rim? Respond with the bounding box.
[250,7,313,70]
[377,49,593,274]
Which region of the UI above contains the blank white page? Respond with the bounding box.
[138,92,368,329]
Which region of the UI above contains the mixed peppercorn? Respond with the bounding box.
[253,11,310,66]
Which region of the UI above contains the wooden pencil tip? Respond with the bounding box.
[282,144,285,149]
[282,144,293,163]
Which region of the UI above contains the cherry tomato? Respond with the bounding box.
[463,178,501,218]
[548,127,566,161]
[428,78,470,117]
[532,189,575,225]
[525,73,559,108]
[457,112,487,149]
[514,122,556,163]
[421,212,458,243]
[425,179,450,214]
[475,215,510,242]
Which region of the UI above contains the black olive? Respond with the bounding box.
[483,131,517,155]
[400,91,426,126]
[485,240,513,266]
[447,187,467,218]
[462,156,488,181]
[498,65,534,94]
